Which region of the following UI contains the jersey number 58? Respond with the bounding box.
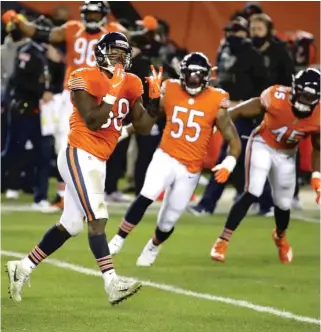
[101,98,130,131]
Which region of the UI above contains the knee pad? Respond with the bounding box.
[157,207,181,232]
[273,196,292,211]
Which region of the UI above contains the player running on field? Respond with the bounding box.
[5,32,163,304]
[210,68,320,264]
[109,52,242,266]
[2,1,127,209]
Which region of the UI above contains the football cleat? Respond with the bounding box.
[106,277,142,305]
[210,238,228,263]
[272,230,293,263]
[109,234,125,256]
[136,239,161,267]
[6,260,31,302]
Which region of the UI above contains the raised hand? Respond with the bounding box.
[145,65,163,99]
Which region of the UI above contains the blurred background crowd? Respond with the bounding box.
[1,1,319,214]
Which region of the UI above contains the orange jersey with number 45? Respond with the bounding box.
[64,21,124,89]
[68,67,143,160]
[159,79,230,173]
[259,85,320,150]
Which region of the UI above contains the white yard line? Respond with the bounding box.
[1,203,320,223]
[1,250,320,326]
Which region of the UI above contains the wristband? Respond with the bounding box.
[221,156,237,172]
[103,94,117,105]
[146,97,160,117]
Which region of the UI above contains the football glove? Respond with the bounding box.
[2,10,19,25]
[103,63,125,106]
[311,172,321,205]
[212,156,236,183]
[145,65,163,99]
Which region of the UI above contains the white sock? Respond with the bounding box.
[103,269,117,288]
[21,257,36,273]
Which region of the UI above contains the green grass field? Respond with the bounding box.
[1,191,320,332]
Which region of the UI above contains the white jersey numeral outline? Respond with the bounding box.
[74,38,97,67]
[170,106,205,142]
[101,98,130,131]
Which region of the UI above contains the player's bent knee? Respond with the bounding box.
[58,220,83,236]
[246,187,262,199]
[274,197,292,211]
[88,218,107,236]
[157,222,175,233]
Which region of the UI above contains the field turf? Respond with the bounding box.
[1,192,320,332]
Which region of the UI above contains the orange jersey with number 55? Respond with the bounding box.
[159,79,230,173]
[259,85,320,150]
[68,67,143,160]
[64,21,125,89]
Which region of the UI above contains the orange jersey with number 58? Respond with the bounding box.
[67,67,143,160]
[259,85,320,150]
[64,21,125,89]
[159,79,230,173]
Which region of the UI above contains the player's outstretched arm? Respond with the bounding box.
[2,10,65,43]
[130,97,161,135]
[71,90,114,131]
[228,97,264,121]
[311,133,321,204]
[212,108,242,183]
[130,65,164,135]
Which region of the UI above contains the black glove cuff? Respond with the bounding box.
[33,26,51,43]
[146,97,160,118]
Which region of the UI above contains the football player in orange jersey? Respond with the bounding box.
[108,52,242,266]
[5,32,163,305]
[211,68,320,264]
[2,1,127,208]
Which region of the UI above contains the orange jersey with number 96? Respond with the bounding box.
[259,85,320,150]
[67,67,143,161]
[64,21,124,89]
[159,79,230,173]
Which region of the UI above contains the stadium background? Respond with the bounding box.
[4,1,320,61]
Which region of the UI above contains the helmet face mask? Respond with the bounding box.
[80,1,110,33]
[290,68,320,118]
[95,32,132,73]
[180,52,211,96]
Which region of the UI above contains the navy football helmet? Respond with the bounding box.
[290,68,320,118]
[94,32,132,73]
[80,1,110,33]
[180,52,211,95]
